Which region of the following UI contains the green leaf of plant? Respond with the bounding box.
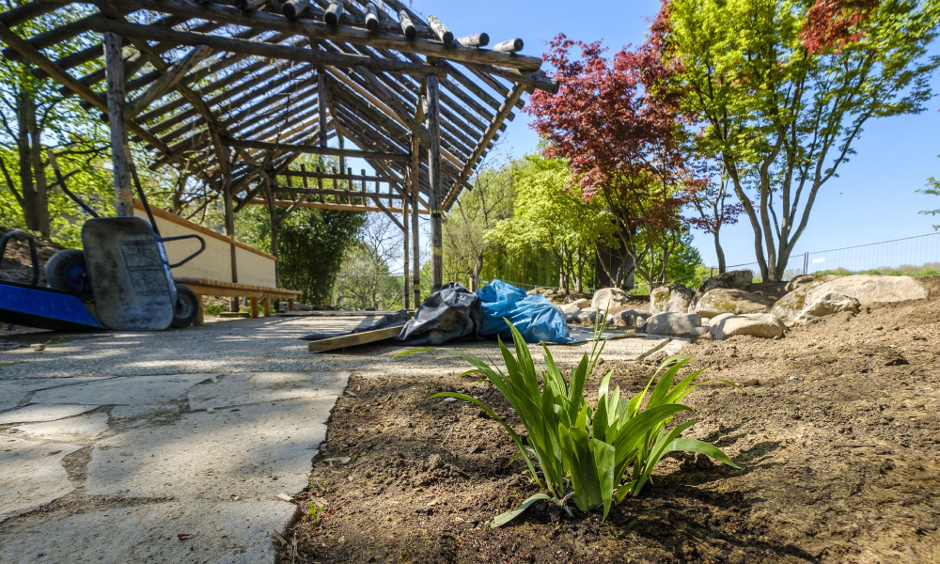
[393,348,435,358]
[592,439,616,520]
[491,493,551,528]
[666,438,741,469]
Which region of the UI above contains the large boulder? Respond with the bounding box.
[643,313,703,338]
[710,313,787,340]
[811,275,927,305]
[693,288,776,318]
[649,283,694,315]
[606,309,650,329]
[592,288,633,314]
[696,270,754,296]
[772,287,861,326]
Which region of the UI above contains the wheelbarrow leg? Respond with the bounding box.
[194,294,205,327]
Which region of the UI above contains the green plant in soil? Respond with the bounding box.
[426,321,739,527]
[203,304,224,316]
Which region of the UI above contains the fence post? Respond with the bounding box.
[802,252,809,276]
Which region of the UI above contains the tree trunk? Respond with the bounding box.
[15,89,51,237]
[27,105,50,237]
[713,231,727,274]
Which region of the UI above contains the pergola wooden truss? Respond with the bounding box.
[0,0,557,307]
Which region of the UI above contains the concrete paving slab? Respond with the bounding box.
[0,437,80,522]
[30,374,218,406]
[188,371,350,411]
[13,412,109,442]
[88,396,343,501]
[0,404,99,425]
[0,501,296,564]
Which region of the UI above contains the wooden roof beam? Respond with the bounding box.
[225,138,410,163]
[83,14,440,76]
[62,0,546,73]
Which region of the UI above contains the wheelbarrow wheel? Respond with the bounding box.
[171,284,199,329]
[45,249,92,301]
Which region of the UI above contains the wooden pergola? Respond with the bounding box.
[0,0,557,307]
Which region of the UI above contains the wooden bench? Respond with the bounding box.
[174,277,302,326]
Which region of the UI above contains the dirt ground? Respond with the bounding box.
[280,278,940,564]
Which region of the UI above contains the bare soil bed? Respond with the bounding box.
[285,280,940,563]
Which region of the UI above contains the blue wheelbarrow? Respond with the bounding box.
[0,162,205,332]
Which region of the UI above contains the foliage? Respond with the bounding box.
[813,262,940,277]
[653,0,940,281]
[635,230,705,291]
[527,35,692,289]
[203,304,225,316]
[443,154,516,291]
[239,205,364,306]
[427,323,738,526]
[486,155,614,293]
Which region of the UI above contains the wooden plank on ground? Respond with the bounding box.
[307,326,403,353]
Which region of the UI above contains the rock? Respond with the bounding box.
[689,327,714,340]
[785,275,816,293]
[591,288,632,314]
[567,309,598,327]
[694,288,777,318]
[649,284,694,314]
[811,275,927,305]
[571,298,591,310]
[643,313,703,337]
[771,288,861,326]
[606,309,649,329]
[710,313,787,340]
[558,303,581,315]
[697,270,754,296]
[29,344,45,352]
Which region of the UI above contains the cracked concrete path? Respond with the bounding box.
[0,314,680,563]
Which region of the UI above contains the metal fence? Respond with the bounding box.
[724,232,940,281]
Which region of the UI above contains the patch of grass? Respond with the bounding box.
[0,361,21,368]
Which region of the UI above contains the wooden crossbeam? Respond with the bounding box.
[83,15,440,76]
[62,0,546,73]
[245,199,428,214]
[225,138,410,162]
[124,44,213,119]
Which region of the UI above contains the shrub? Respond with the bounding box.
[203,304,224,316]
[428,322,738,526]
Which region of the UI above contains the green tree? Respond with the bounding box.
[239,205,364,306]
[443,158,515,291]
[487,155,614,293]
[656,0,940,280]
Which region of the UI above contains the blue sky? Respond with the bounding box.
[414,0,940,269]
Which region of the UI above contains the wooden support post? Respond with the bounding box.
[427,74,443,293]
[264,179,280,286]
[411,134,421,307]
[103,32,133,217]
[249,296,259,318]
[402,177,410,310]
[288,298,295,312]
[194,295,205,327]
[317,70,328,147]
[263,296,272,317]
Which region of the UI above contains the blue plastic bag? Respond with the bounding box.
[476,279,573,344]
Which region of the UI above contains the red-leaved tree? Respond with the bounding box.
[527,35,691,289]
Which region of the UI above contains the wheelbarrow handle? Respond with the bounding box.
[0,230,40,287]
[161,234,206,269]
